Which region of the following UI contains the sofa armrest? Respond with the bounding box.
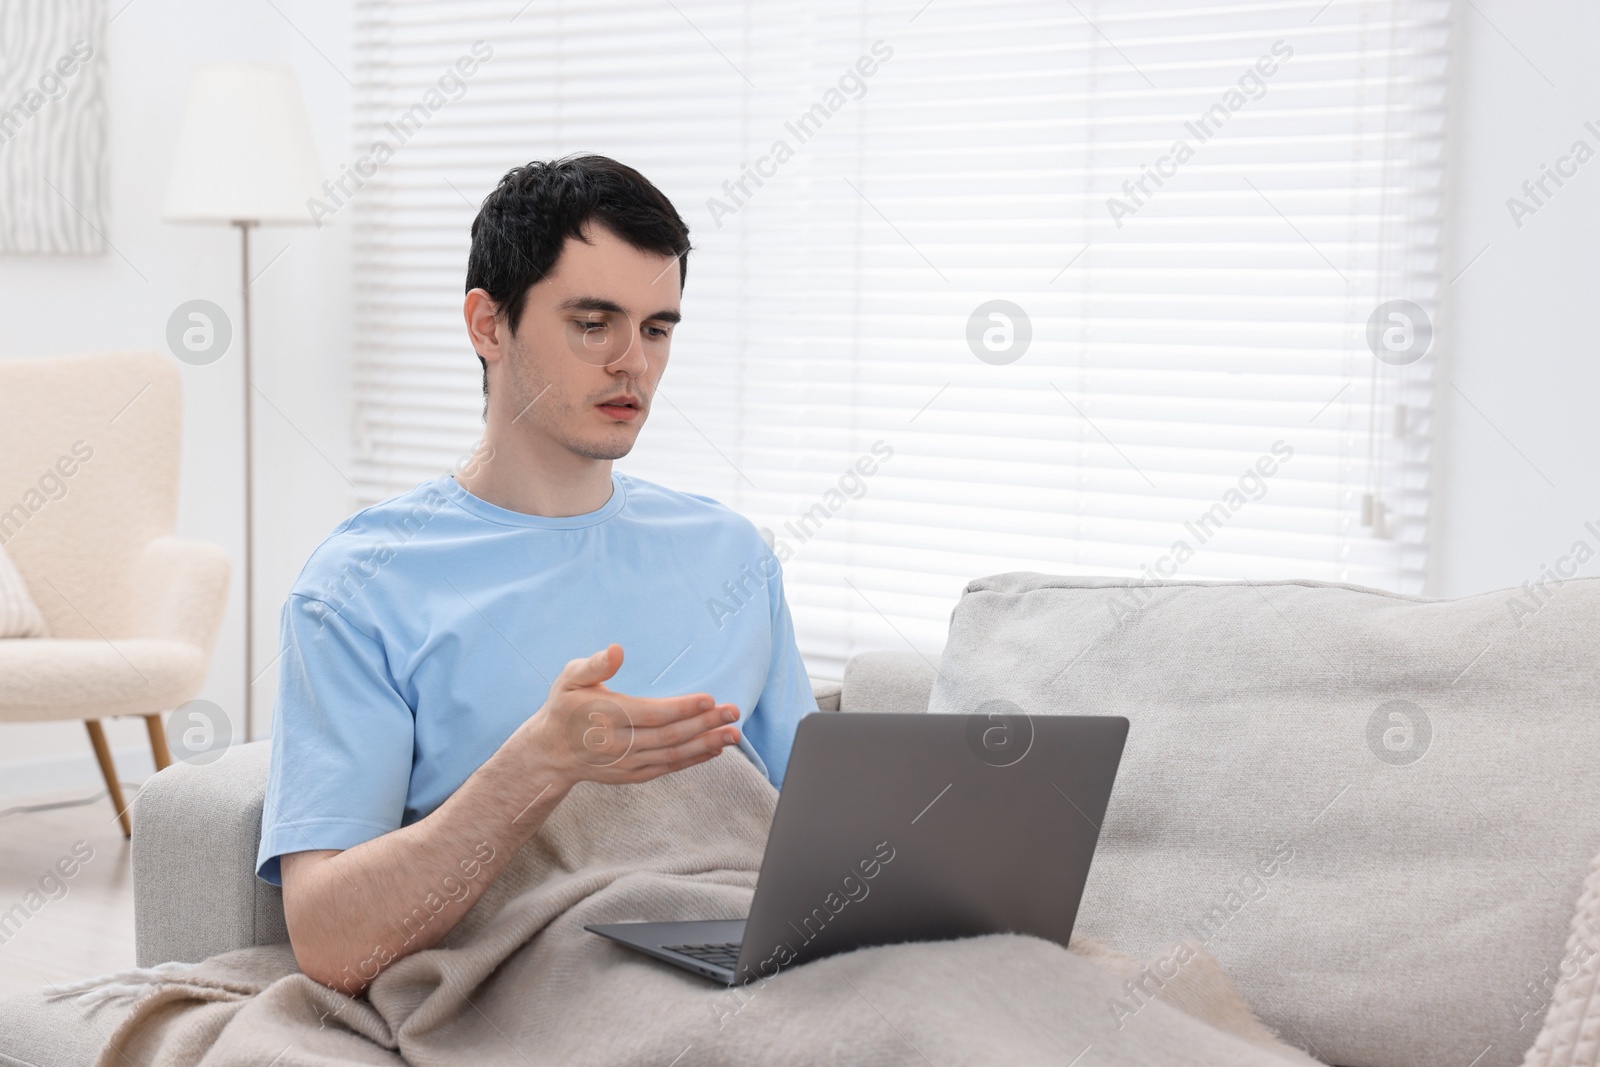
[128,536,231,651]
[809,677,841,712]
[132,740,286,966]
[840,650,939,713]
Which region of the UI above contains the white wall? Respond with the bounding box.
[1432,2,1600,598]
[0,0,356,793]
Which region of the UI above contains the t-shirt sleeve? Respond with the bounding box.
[743,554,818,790]
[255,593,416,886]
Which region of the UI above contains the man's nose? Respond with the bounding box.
[610,322,649,376]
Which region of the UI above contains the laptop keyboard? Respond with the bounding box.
[664,941,741,969]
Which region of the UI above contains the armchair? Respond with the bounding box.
[0,351,230,835]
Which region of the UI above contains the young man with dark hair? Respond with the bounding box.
[258,155,815,994]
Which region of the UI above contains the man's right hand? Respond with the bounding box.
[519,643,743,789]
[282,642,742,996]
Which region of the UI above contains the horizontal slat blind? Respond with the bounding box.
[352,0,1448,678]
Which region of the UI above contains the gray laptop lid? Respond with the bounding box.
[732,710,1127,983]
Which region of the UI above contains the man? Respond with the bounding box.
[257,155,816,995]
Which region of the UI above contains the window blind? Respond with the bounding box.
[351,0,1450,679]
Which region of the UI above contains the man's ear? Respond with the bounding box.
[464,288,508,363]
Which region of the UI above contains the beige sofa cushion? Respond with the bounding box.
[927,573,1600,1067]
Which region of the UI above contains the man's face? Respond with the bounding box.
[494,223,681,461]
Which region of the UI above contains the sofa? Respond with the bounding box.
[4,573,1599,1067]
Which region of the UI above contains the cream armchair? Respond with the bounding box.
[0,351,230,835]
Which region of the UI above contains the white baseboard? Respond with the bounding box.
[0,744,158,803]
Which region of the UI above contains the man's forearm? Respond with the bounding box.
[282,722,568,994]
[280,645,742,994]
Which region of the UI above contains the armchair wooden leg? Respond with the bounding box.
[145,713,173,771]
[86,720,132,839]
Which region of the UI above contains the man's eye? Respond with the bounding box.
[645,325,670,339]
[580,320,606,332]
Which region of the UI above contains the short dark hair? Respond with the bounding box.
[465,155,691,401]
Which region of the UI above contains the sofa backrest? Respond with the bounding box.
[840,650,940,713]
[926,572,1600,1067]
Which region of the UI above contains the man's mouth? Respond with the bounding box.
[596,395,643,422]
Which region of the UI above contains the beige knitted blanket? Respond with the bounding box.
[1520,849,1600,1067]
[72,753,1319,1066]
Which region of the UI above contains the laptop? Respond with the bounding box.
[586,709,1128,986]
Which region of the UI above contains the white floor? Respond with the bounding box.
[0,783,143,999]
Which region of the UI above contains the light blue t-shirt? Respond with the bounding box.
[255,471,816,886]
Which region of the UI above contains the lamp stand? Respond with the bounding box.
[233,219,257,742]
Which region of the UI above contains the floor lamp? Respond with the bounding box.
[162,63,322,742]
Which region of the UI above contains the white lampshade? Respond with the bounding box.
[162,63,323,225]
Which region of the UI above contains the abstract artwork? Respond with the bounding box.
[0,0,106,254]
